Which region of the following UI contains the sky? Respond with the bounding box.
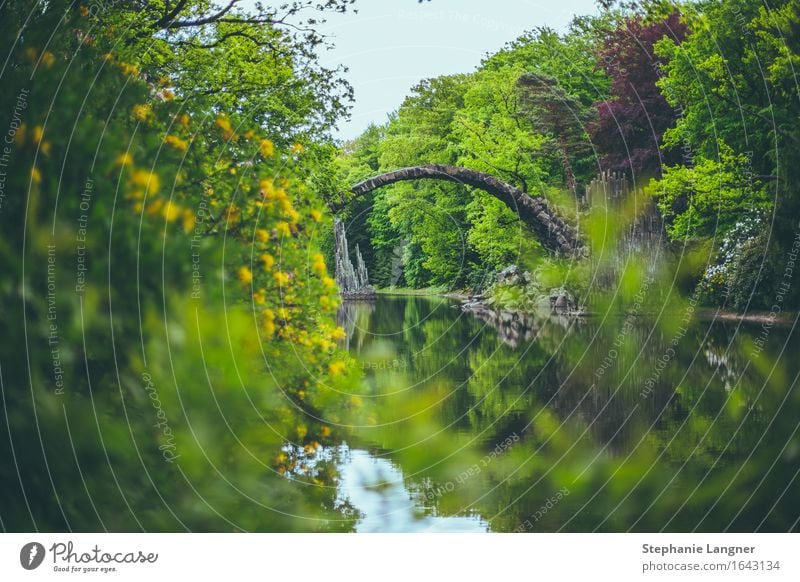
[316,0,600,140]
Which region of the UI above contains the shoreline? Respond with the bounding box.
[694,308,797,326]
[374,288,798,327]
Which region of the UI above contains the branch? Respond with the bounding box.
[154,0,193,29]
[176,30,279,50]
[164,0,242,29]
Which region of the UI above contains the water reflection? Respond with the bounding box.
[337,447,487,532]
[338,296,800,532]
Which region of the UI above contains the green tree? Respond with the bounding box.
[0,0,360,531]
[652,0,800,307]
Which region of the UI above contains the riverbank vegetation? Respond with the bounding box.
[0,0,363,530]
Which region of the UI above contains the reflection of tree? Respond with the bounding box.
[346,296,800,532]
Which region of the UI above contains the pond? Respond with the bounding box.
[331,295,800,532]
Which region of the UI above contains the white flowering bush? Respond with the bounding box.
[698,213,772,309]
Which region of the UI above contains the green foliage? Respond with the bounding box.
[102,0,354,143]
[651,142,770,238]
[466,193,543,269]
[0,0,360,531]
[453,66,547,191]
[337,20,610,291]
[652,0,800,308]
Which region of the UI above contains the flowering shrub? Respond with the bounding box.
[698,213,774,309]
[0,0,359,530]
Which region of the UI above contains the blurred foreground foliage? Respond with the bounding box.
[0,0,363,531]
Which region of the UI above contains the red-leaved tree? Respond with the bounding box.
[589,11,687,180]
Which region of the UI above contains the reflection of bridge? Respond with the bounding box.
[330,164,583,256]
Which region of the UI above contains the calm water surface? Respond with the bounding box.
[333,296,800,532]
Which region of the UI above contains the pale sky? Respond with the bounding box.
[316,0,600,140]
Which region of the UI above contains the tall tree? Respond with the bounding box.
[653,0,800,308]
[589,10,687,180]
[518,73,593,197]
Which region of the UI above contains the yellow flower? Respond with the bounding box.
[273,271,290,286]
[31,126,44,143]
[40,141,51,156]
[237,266,253,285]
[179,113,190,128]
[259,180,275,199]
[131,169,159,193]
[259,139,275,158]
[30,166,41,184]
[330,327,347,341]
[321,276,335,289]
[115,152,134,167]
[162,201,181,222]
[290,143,304,154]
[253,289,267,305]
[164,135,188,151]
[132,104,151,122]
[80,5,90,17]
[260,253,275,270]
[215,116,235,140]
[310,209,322,222]
[41,51,55,68]
[182,209,195,233]
[275,221,291,236]
[296,425,308,440]
[279,198,292,213]
[320,426,331,438]
[119,62,139,76]
[243,130,256,140]
[146,199,164,216]
[255,229,269,243]
[285,208,300,224]
[328,361,346,376]
[224,204,241,223]
[312,254,327,275]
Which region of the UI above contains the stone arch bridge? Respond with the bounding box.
[329,164,582,256]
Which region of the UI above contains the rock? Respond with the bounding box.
[334,218,376,299]
[497,265,521,285]
[549,287,578,314]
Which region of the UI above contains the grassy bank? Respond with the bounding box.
[376,286,455,297]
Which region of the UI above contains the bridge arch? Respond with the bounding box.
[330,165,582,256]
